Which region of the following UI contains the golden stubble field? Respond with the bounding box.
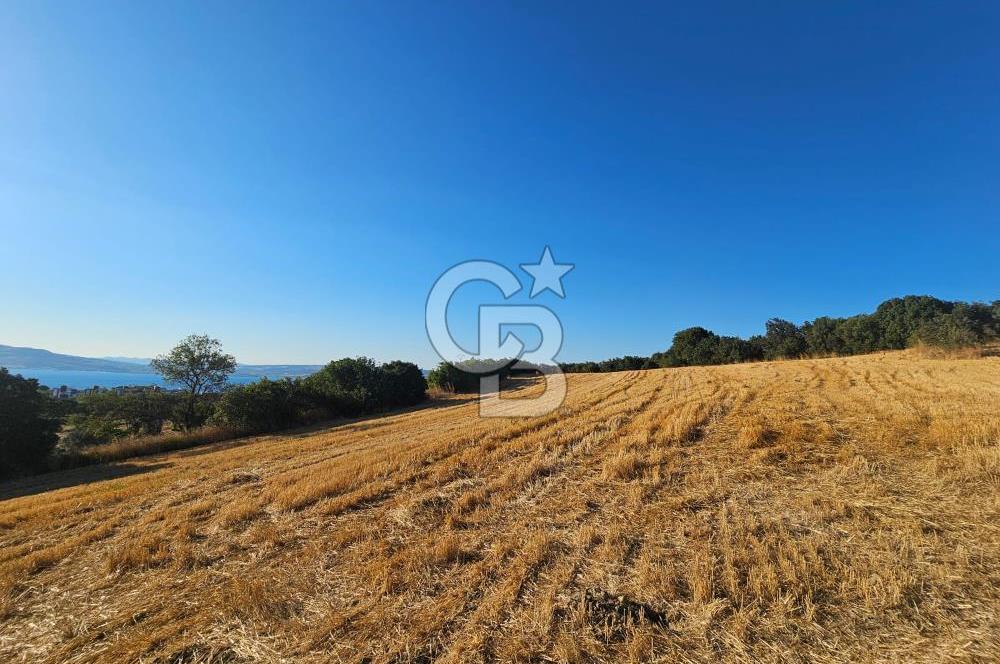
[0,352,998,663]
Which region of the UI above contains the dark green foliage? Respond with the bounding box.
[426,362,470,392]
[911,303,1000,348]
[67,390,176,445]
[303,357,384,415]
[0,368,60,478]
[560,361,601,373]
[872,296,955,349]
[151,335,237,430]
[598,295,998,373]
[803,316,846,356]
[213,378,306,433]
[598,356,648,372]
[649,295,998,370]
[651,328,763,368]
[763,318,807,360]
[68,357,427,442]
[715,336,764,364]
[427,358,512,393]
[659,327,720,367]
[912,315,979,348]
[836,314,883,354]
[379,361,428,407]
[303,357,429,414]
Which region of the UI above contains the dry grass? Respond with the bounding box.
[68,425,245,466]
[1,352,998,662]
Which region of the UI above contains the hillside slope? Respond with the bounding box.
[1,353,998,663]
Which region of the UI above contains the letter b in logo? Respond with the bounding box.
[425,259,567,417]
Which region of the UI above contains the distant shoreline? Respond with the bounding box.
[9,368,314,390]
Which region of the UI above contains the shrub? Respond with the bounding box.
[873,296,955,349]
[763,318,807,360]
[68,390,177,445]
[803,316,847,356]
[213,378,306,433]
[427,359,511,393]
[560,361,601,373]
[303,357,384,415]
[379,361,428,407]
[427,362,477,393]
[305,357,430,414]
[913,313,981,348]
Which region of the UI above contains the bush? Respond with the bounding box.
[427,359,512,393]
[836,314,883,354]
[803,316,846,356]
[763,318,807,360]
[652,328,763,368]
[597,356,648,372]
[68,390,177,446]
[213,378,307,433]
[303,357,384,415]
[379,361,428,407]
[873,296,955,349]
[192,359,428,435]
[305,357,430,414]
[0,368,60,478]
[913,313,981,349]
[560,361,601,373]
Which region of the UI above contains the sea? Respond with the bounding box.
[13,369,263,390]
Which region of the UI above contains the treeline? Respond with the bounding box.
[427,358,515,393]
[67,357,427,448]
[427,357,573,393]
[215,357,426,432]
[654,295,999,368]
[426,356,654,390]
[541,295,1000,376]
[1,337,427,479]
[560,356,653,373]
[426,295,999,390]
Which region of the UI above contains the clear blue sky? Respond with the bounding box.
[1,2,997,366]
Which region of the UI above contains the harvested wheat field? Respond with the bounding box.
[1,352,998,663]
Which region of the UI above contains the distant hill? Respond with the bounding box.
[233,364,324,378]
[100,356,152,365]
[0,344,322,378]
[0,344,150,373]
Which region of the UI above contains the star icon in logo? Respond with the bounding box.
[520,246,574,298]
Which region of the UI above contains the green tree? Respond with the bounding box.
[426,359,511,393]
[68,390,176,445]
[913,314,979,348]
[214,378,305,432]
[303,357,383,415]
[0,368,60,478]
[659,327,720,367]
[872,296,954,349]
[837,314,882,354]
[379,361,428,407]
[763,319,806,360]
[714,335,763,364]
[151,335,237,430]
[802,316,845,356]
